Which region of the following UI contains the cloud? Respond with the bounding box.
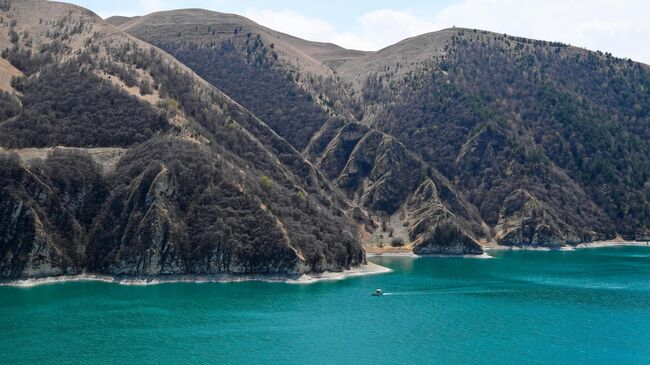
[242,8,433,51]
[243,9,337,42]
[350,9,435,49]
[243,1,650,64]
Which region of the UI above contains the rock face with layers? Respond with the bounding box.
[310,120,489,254]
[406,180,483,255]
[0,153,102,278]
[317,123,424,214]
[495,189,584,247]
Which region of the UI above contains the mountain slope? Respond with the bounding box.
[353,28,650,241]
[111,9,364,152]
[119,13,650,247]
[115,9,493,254]
[0,1,364,279]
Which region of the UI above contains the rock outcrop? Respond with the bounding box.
[313,122,487,254]
[495,189,587,247]
[87,159,303,276]
[406,180,483,255]
[317,122,371,180]
[317,124,423,214]
[0,154,92,278]
[0,138,366,280]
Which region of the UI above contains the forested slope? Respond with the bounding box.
[0,1,364,280]
[121,13,650,247]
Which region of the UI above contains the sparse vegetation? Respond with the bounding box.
[148,40,336,150]
[0,63,169,148]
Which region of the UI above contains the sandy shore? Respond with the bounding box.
[368,240,650,257]
[368,252,493,259]
[573,240,650,249]
[289,262,391,284]
[367,252,419,258]
[0,262,391,288]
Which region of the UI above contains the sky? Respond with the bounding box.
[68,0,650,64]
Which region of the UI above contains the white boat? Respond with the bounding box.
[371,288,383,296]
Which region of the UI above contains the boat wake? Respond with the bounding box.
[381,289,513,296]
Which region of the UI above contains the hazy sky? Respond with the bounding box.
[69,0,650,64]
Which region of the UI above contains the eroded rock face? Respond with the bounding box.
[495,189,584,247]
[317,122,370,180]
[0,193,73,278]
[313,122,490,252]
[406,180,483,255]
[88,164,302,276]
[358,136,422,214]
[318,125,422,215]
[336,131,384,191]
[0,156,91,278]
[0,139,365,280]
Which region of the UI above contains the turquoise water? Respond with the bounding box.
[1,246,650,364]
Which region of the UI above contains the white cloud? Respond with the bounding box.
[243,1,650,64]
[243,9,337,41]
[350,9,435,49]
[242,8,434,51]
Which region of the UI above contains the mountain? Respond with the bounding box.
[115,10,650,249]
[0,1,364,280]
[346,29,650,243]
[1,3,649,281]
[110,9,490,255]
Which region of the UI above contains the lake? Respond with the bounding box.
[1,246,650,364]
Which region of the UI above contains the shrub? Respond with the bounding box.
[259,175,273,191]
[390,237,405,247]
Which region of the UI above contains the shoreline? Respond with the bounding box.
[368,252,494,259]
[485,240,650,252]
[573,240,650,249]
[4,242,647,287]
[369,240,650,257]
[0,262,391,288]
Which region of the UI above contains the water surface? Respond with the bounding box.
[1,246,650,364]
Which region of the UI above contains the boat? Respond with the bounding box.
[371,288,383,296]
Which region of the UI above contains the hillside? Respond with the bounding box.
[0,1,364,280]
[111,9,365,151]
[353,29,650,241]
[113,9,493,254]
[118,12,650,248]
